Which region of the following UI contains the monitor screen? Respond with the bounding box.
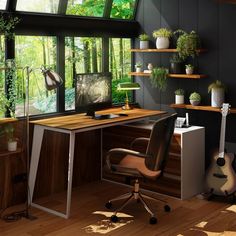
[75,72,112,113]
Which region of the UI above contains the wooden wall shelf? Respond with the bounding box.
[130,48,207,53]
[170,104,236,113]
[0,118,17,124]
[129,72,207,79]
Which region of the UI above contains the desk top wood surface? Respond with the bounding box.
[30,107,165,131]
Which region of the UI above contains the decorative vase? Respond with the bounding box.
[136,67,142,73]
[190,100,200,106]
[211,88,224,107]
[170,62,182,74]
[175,95,184,104]
[156,37,169,49]
[147,63,153,71]
[186,68,193,75]
[8,140,17,152]
[140,41,149,49]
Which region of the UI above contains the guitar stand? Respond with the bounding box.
[204,189,236,204]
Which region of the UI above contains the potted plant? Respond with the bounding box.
[185,64,194,75]
[135,62,142,72]
[139,33,149,49]
[189,92,201,106]
[0,15,20,40]
[175,30,200,60]
[208,80,226,107]
[4,123,17,151]
[175,89,185,104]
[150,67,168,91]
[152,28,172,49]
[170,54,183,74]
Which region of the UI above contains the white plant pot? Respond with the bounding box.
[175,95,184,104]
[140,41,149,49]
[8,140,17,152]
[211,88,225,107]
[156,37,169,49]
[136,67,142,73]
[186,68,193,75]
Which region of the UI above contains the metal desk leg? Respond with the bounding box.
[28,125,45,204]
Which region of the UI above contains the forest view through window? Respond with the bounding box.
[15,36,57,116]
[0,36,5,118]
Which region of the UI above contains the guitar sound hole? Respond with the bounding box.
[216,158,225,167]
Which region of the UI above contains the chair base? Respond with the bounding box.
[105,180,170,224]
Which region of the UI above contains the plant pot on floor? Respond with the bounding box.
[8,140,17,152]
[211,88,225,107]
[175,95,184,104]
[140,41,149,49]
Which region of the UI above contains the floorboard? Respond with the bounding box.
[0,181,235,236]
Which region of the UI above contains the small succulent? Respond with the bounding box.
[185,64,194,69]
[189,92,201,101]
[175,89,185,95]
[139,34,149,41]
[135,62,142,68]
[153,28,172,39]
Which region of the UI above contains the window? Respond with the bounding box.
[110,0,136,20]
[66,0,106,17]
[15,36,57,116]
[16,0,60,14]
[109,38,132,104]
[65,37,102,110]
[0,0,7,10]
[0,35,5,117]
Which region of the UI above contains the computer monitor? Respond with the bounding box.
[75,72,112,115]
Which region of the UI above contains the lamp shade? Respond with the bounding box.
[117,82,140,91]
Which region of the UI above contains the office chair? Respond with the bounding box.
[105,113,177,224]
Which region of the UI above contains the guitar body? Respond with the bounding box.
[206,153,236,196]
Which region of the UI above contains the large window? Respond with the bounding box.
[15,36,57,116]
[16,0,60,14]
[109,38,132,104]
[0,36,5,117]
[65,37,102,110]
[0,0,7,10]
[67,0,106,17]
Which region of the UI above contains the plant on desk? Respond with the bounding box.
[4,123,17,152]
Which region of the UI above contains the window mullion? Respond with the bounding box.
[6,0,17,12]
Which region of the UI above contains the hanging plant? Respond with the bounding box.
[150,67,168,91]
[0,14,20,40]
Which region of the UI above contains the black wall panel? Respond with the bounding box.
[135,0,236,164]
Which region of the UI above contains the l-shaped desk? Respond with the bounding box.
[28,107,165,219]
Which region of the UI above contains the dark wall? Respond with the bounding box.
[135,0,236,164]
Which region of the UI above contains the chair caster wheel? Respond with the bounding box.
[110,214,118,223]
[105,202,112,209]
[149,216,157,224]
[164,205,171,212]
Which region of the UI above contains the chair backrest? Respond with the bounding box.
[145,113,177,171]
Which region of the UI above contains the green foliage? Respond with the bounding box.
[139,34,149,41]
[208,80,226,93]
[175,30,200,60]
[0,14,20,40]
[170,54,183,63]
[4,123,15,142]
[189,92,201,101]
[150,67,168,91]
[152,28,172,39]
[111,0,136,19]
[0,96,9,114]
[185,64,194,69]
[175,89,184,95]
[135,61,142,68]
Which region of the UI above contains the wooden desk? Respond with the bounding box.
[28,107,165,219]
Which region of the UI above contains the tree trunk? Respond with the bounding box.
[91,39,98,73]
[119,38,124,80]
[72,37,76,88]
[42,37,48,97]
[83,40,90,73]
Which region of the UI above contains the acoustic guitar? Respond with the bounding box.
[206,103,236,196]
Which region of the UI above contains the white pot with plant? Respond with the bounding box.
[135,62,142,72]
[4,123,17,152]
[189,92,201,106]
[175,89,185,104]
[185,64,194,75]
[152,28,172,49]
[139,34,149,49]
[208,80,226,107]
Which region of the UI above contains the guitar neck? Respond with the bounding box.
[219,115,226,158]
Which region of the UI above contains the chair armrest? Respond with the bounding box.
[106,148,150,170]
[130,137,150,150]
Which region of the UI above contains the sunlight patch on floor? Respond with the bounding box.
[195,221,208,228]
[82,211,134,234]
[225,205,236,213]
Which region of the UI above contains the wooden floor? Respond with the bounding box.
[0,181,236,236]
